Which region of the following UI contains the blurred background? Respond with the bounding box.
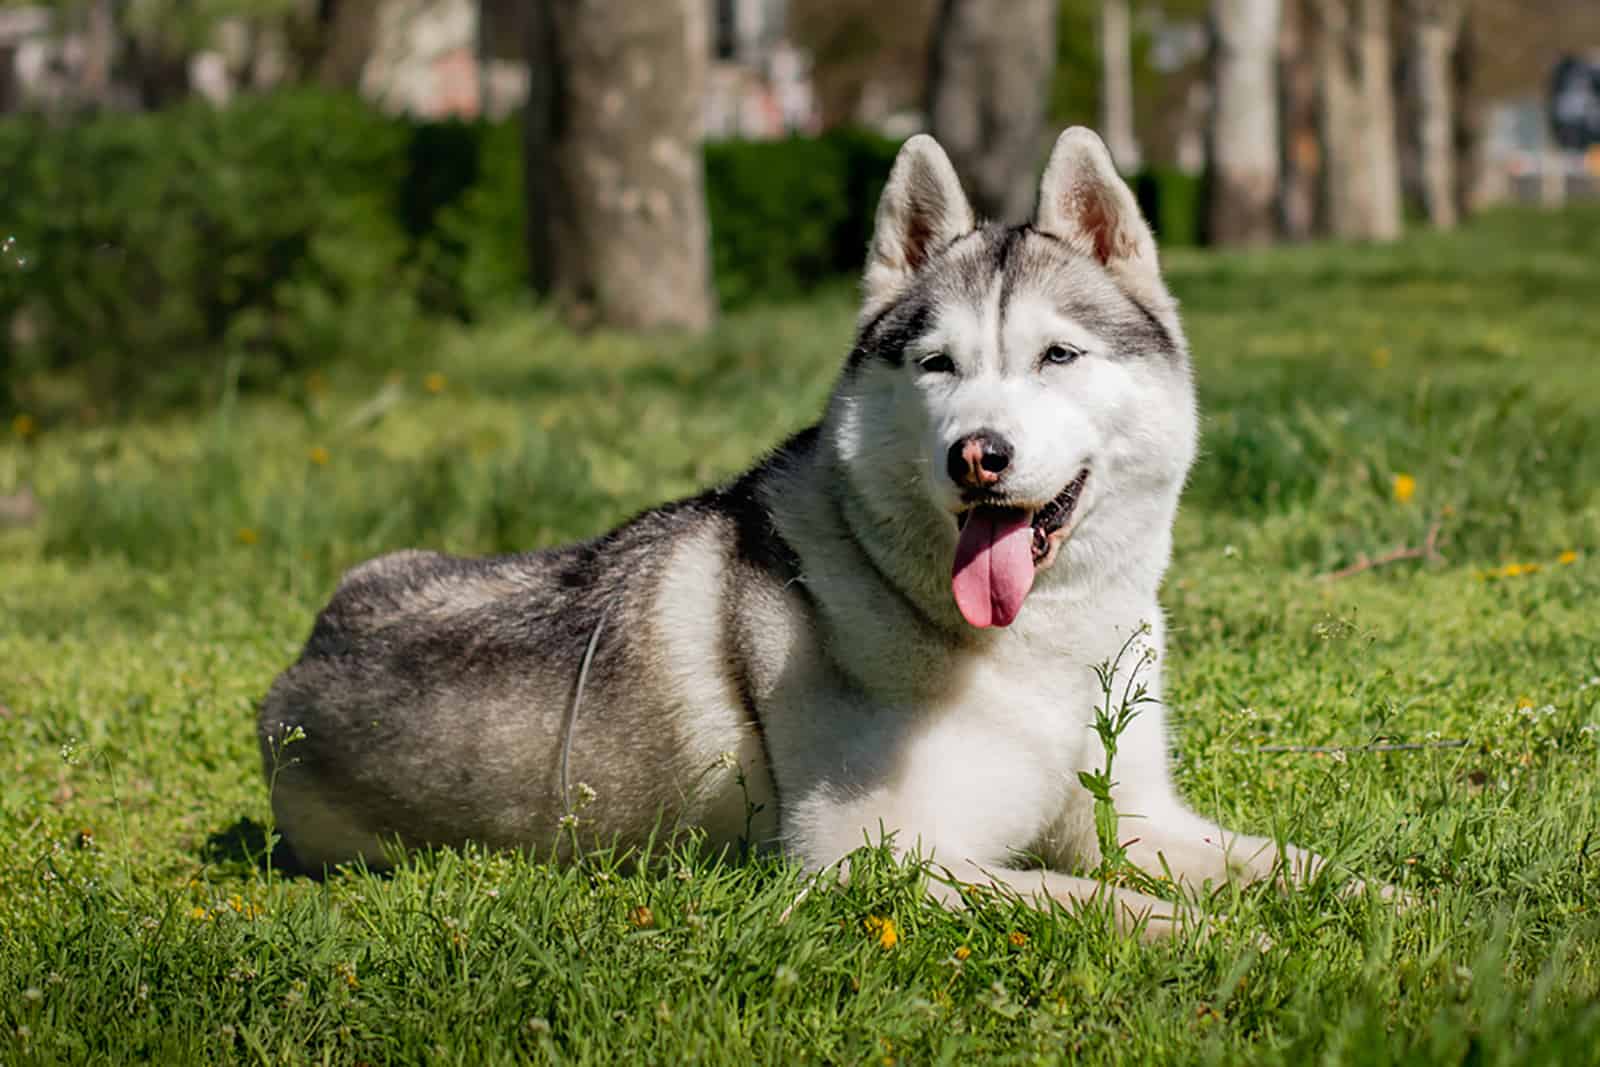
[0,0,1597,416]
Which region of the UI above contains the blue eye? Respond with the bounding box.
[918,353,956,374]
[1042,344,1082,367]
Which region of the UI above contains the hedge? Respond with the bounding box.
[0,91,1202,409]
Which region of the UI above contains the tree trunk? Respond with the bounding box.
[525,0,716,332]
[1209,0,1282,245]
[79,0,116,108]
[1278,0,1320,239]
[1357,0,1402,236]
[0,44,15,114]
[315,0,382,90]
[1405,0,1463,228]
[926,0,1058,221]
[1099,0,1141,172]
[1451,2,1489,217]
[1314,0,1401,240]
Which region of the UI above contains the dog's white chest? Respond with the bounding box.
[878,653,1102,861]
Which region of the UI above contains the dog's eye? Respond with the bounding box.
[917,353,957,375]
[1041,344,1083,367]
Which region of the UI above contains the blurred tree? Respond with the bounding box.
[1313,0,1401,240]
[1099,0,1140,169]
[1208,0,1280,243]
[524,0,715,331]
[927,0,1058,221]
[1278,0,1320,238]
[306,0,381,89]
[789,0,937,127]
[1451,0,1487,217]
[1404,0,1466,228]
[44,0,303,109]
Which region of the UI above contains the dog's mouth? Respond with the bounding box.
[951,468,1089,629]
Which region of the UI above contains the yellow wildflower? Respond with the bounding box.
[864,915,898,950]
[1516,696,1535,710]
[189,906,211,922]
[1008,930,1028,949]
[235,527,259,546]
[953,945,971,961]
[11,413,35,439]
[1392,473,1417,504]
[1558,550,1578,565]
[224,894,262,920]
[424,372,447,395]
[307,445,329,466]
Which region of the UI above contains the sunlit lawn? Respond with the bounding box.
[2,207,1598,1064]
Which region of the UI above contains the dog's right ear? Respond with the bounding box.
[863,134,975,314]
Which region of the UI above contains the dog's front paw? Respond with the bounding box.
[1337,877,1418,911]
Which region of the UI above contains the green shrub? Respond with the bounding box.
[0,92,421,403]
[0,92,900,410]
[704,135,850,306]
[420,120,530,317]
[703,128,899,306]
[1132,166,1204,248]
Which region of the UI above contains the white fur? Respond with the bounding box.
[751,129,1330,935]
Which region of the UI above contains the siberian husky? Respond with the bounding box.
[260,128,1336,937]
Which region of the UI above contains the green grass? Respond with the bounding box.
[2,207,1599,1065]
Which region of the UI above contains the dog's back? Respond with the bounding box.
[258,458,802,870]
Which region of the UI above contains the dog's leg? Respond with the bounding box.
[1108,705,1329,894]
[1117,803,1326,891]
[782,805,1202,941]
[923,857,1200,943]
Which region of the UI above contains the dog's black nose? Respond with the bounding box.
[947,431,1013,488]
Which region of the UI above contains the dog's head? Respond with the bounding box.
[827,128,1197,630]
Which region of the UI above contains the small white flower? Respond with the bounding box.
[715,751,740,771]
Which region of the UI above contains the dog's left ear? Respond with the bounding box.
[863,134,975,315]
[1035,128,1167,303]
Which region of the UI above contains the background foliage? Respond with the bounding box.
[0,91,1203,413]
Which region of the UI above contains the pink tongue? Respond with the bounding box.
[951,510,1036,628]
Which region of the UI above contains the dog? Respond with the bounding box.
[259,128,1333,937]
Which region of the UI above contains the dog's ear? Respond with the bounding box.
[863,134,975,313]
[1035,128,1163,293]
